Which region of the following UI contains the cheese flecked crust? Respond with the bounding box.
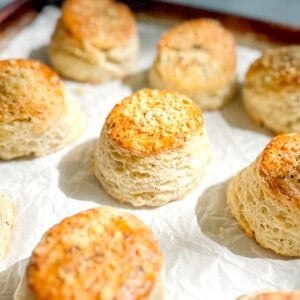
[26,207,163,300]
[148,18,237,110]
[0,59,84,160]
[106,89,204,155]
[242,46,300,134]
[0,59,64,131]
[93,89,211,206]
[227,132,300,256]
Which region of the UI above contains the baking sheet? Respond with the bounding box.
[0,6,299,300]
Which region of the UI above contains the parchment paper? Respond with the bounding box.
[0,6,299,300]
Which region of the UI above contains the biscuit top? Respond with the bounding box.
[260,132,300,206]
[106,89,204,156]
[0,59,65,132]
[27,207,162,299]
[245,46,300,92]
[155,18,236,91]
[61,0,136,49]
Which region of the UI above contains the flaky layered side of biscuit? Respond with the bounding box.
[149,18,237,110]
[227,132,300,256]
[48,0,139,83]
[14,207,164,300]
[243,46,300,134]
[93,89,211,207]
[0,59,84,160]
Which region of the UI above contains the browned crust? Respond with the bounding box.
[260,132,300,206]
[255,291,300,300]
[158,18,235,68]
[26,207,162,299]
[245,46,300,92]
[61,0,136,49]
[154,18,236,92]
[105,89,204,156]
[0,59,65,132]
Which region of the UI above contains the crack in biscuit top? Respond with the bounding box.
[106,89,204,156]
[27,207,162,299]
[246,46,300,91]
[260,132,300,206]
[0,59,65,131]
[61,0,136,50]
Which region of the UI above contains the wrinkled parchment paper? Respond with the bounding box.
[0,6,299,300]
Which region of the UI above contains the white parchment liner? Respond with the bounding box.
[0,6,299,300]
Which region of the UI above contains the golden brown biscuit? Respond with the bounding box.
[148,18,237,110]
[227,132,300,256]
[237,290,300,300]
[0,192,14,260]
[93,89,211,206]
[48,0,139,83]
[14,207,164,300]
[242,46,300,134]
[0,59,84,160]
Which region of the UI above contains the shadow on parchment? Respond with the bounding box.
[57,138,147,210]
[123,69,149,93]
[196,180,294,260]
[29,45,50,66]
[0,258,28,300]
[220,83,272,137]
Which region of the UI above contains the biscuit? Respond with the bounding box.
[14,207,164,300]
[227,132,300,256]
[0,192,14,260]
[148,18,237,110]
[48,0,139,83]
[93,89,211,207]
[0,59,84,160]
[237,291,300,300]
[242,46,300,134]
